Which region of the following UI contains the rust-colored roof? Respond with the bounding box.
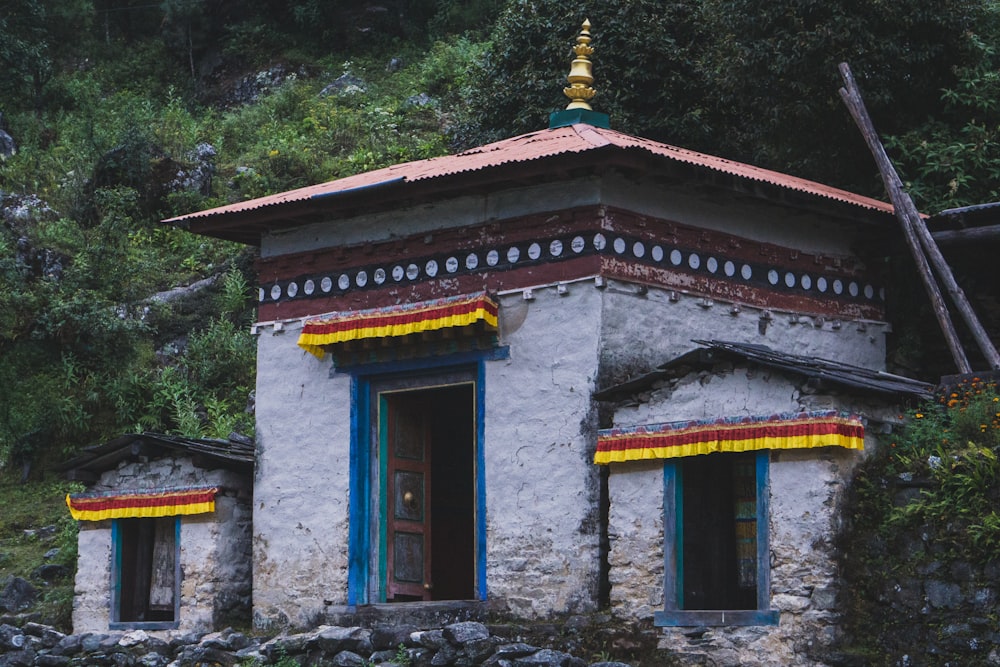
[166,123,894,229]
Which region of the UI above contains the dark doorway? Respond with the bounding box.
[381,382,475,602]
[116,517,177,622]
[681,452,757,610]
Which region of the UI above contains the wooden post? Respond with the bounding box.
[839,62,1000,372]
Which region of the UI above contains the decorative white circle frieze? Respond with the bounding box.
[374,268,386,285]
[550,240,563,257]
[572,236,585,253]
[741,264,752,280]
[613,238,626,254]
[817,277,827,293]
[768,269,779,285]
[800,275,812,290]
[652,245,664,262]
[528,243,541,260]
[670,249,683,266]
[270,284,282,300]
[356,271,368,287]
[466,253,479,270]
[707,257,718,273]
[593,233,606,250]
[724,261,736,277]
[304,279,315,295]
[321,276,333,292]
[507,247,520,263]
[425,260,438,277]
[258,288,265,302]
[784,272,796,288]
[864,284,874,299]
[688,253,700,270]
[392,266,405,281]
[287,282,298,297]
[833,279,843,295]
[487,250,499,266]
[633,241,645,258]
[446,257,459,273]
[406,264,419,280]
[339,274,350,290]
[849,281,859,297]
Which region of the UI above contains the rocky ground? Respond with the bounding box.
[0,620,650,667]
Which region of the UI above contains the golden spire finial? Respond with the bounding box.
[563,19,596,110]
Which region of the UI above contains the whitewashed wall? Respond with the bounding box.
[252,326,352,630]
[483,287,604,617]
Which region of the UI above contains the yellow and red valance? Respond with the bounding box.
[297,292,499,358]
[595,410,864,464]
[67,486,218,521]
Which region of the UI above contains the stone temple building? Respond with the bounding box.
[68,20,934,663]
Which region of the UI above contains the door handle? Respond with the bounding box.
[403,491,417,509]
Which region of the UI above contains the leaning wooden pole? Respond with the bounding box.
[839,62,1000,371]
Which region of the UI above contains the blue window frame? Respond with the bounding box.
[111,517,181,630]
[655,450,779,627]
[345,350,503,605]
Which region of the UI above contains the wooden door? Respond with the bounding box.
[385,393,433,601]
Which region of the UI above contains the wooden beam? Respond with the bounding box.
[839,63,1000,372]
[932,225,1000,245]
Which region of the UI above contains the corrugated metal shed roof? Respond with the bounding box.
[594,339,936,402]
[166,123,895,233]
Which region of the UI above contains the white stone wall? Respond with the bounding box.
[252,325,353,630]
[71,456,251,635]
[483,287,604,618]
[73,520,112,632]
[598,283,888,388]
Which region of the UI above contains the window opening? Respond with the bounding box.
[115,517,178,624]
[680,452,757,610]
[656,450,777,626]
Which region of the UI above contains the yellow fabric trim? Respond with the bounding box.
[593,431,864,464]
[65,494,215,521]
[297,304,498,358]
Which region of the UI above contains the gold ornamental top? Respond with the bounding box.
[563,19,596,110]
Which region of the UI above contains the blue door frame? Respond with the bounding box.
[346,351,500,605]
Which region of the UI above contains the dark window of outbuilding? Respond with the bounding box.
[112,517,179,629]
[655,451,779,627]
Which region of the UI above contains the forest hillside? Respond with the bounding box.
[2,0,1000,637]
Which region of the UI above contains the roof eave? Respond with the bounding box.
[172,144,896,245]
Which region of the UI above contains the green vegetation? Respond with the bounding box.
[2,0,1000,633]
[0,475,82,631]
[839,379,1000,663]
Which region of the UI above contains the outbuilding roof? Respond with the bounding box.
[594,339,936,402]
[60,432,254,483]
[166,123,896,244]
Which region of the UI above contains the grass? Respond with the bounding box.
[0,473,83,631]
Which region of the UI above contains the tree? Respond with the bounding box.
[0,0,94,112]
[461,0,994,200]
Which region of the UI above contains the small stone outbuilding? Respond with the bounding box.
[595,340,933,663]
[62,433,253,634]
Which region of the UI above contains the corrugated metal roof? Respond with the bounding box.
[165,123,895,226]
[594,339,936,402]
